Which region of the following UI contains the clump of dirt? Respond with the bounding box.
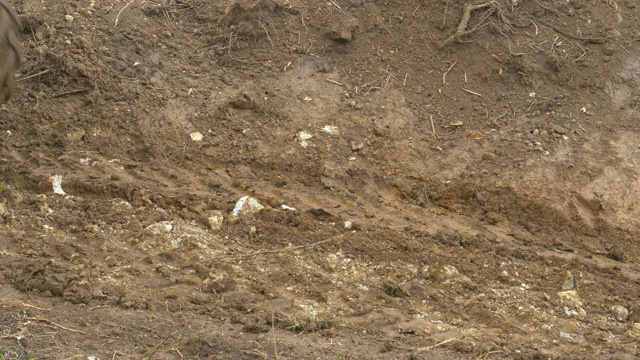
[2,0,640,358]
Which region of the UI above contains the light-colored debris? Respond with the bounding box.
[190,131,204,141]
[296,131,313,148]
[231,196,265,217]
[49,175,66,195]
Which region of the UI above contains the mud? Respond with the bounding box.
[1,1,640,359]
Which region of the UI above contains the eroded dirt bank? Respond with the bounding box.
[2,1,640,359]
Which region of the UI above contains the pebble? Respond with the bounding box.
[481,152,496,161]
[332,30,353,42]
[562,271,574,290]
[231,196,265,217]
[551,124,567,135]
[611,305,629,322]
[558,290,587,317]
[205,210,224,231]
[145,221,174,234]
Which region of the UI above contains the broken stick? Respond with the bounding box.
[440,2,493,48]
[442,60,457,85]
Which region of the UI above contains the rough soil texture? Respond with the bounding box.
[2,0,640,359]
[0,0,24,104]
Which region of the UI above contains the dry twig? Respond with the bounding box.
[462,88,482,97]
[115,0,137,27]
[440,2,493,48]
[442,60,457,85]
[258,20,274,48]
[430,115,436,137]
[0,301,52,311]
[414,338,456,352]
[16,69,51,83]
[395,338,457,354]
[328,0,341,9]
[138,331,181,360]
[207,233,348,262]
[25,317,85,334]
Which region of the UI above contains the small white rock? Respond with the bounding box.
[322,125,340,135]
[190,131,204,141]
[145,221,174,234]
[231,196,265,217]
[49,175,66,195]
[206,210,224,231]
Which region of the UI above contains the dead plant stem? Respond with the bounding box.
[115,0,137,27]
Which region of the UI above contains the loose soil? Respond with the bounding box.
[2,0,640,359]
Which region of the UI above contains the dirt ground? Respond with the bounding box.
[1,0,640,358]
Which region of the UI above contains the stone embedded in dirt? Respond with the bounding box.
[562,271,574,290]
[611,305,629,322]
[322,125,340,135]
[296,131,313,148]
[332,30,353,42]
[49,175,66,195]
[231,196,265,218]
[351,141,364,151]
[205,210,224,231]
[481,152,496,161]
[558,290,586,317]
[145,221,174,234]
[551,124,568,135]
[427,191,442,201]
[190,131,204,142]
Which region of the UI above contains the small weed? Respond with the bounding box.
[0,344,33,360]
[0,181,20,191]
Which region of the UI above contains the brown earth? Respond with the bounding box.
[2,0,640,359]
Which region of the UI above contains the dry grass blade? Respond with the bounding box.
[115,0,137,27]
[24,317,86,334]
[0,300,52,311]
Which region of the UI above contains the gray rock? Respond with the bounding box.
[149,71,164,88]
[562,271,574,290]
[551,124,567,135]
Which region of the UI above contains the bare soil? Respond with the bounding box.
[2,0,640,359]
